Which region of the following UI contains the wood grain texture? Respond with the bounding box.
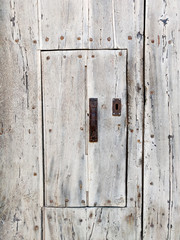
[40,0,89,49]
[87,50,127,207]
[42,51,87,207]
[42,50,127,208]
[41,0,144,238]
[0,0,41,239]
[44,207,139,240]
[44,208,87,240]
[144,0,180,239]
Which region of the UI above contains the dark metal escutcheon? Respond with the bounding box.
[112,98,121,116]
[89,98,98,142]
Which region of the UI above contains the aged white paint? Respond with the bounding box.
[44,207,138,240]
[0,0,41,239]
[44,208,87,240]
[0,0,145,239]
[40,0,144,238]
[144,0,180,239]
[87,50,127,207]
[42,51,87,207]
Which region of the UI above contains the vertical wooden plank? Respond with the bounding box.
[42,51,87,207]
[44,208,87,240]
[40,0,88,49]
[144,0,180,239]
[87,50,127,207]
[88,0,114,48]
[0,0,41,239]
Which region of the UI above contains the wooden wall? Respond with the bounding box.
[144,0,180,239]
[0,0,180,239]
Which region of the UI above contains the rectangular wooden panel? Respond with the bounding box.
[42,51,87,207]
[87,50,127,207]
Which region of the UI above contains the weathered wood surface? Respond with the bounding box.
[0,0,41,239]
[44,208,87,240]
[43,50,127,208]
[87,50,127,207]
[44,207,139,240]
[0,0,144,238]
[41,0,144,238]
[42,51,87,207]
[144,0,180,239]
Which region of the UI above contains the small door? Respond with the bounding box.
[42,50,127,207]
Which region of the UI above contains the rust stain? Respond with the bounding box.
[49,129,52,132]
[34,225,39,231]
[80,127,83,131]
[130,129,134,133]
[91,55,95,58]
[89,38,93,42]
[150,91,154,95]
[32,105,36,109]
[158,35,160,46]
[81,200,85,204]
[33,172,37,176]
[128,36,132,40]
[89,212,93,218]
[78,55,82,58]
[137,139,141,143]
[33,40,37,44]
[125,213,134,224]
[15,39,19,43]
[45,37,49,42]
[107,37,111,41]
[77,37,81,40]
[60,36,64,40]
[79,183,82,190]
[151,40,154,43]
[50,200,53,203]
[46,56,50,60]
[119,52,122,56]
[150,222,154,228]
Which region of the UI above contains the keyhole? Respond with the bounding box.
[116,104,118,110]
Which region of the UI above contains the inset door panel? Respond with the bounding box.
[42,50,127,207]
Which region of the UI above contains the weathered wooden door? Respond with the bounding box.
[2,0,180,239]
[40,0,144,239]
[0,0,144,239]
